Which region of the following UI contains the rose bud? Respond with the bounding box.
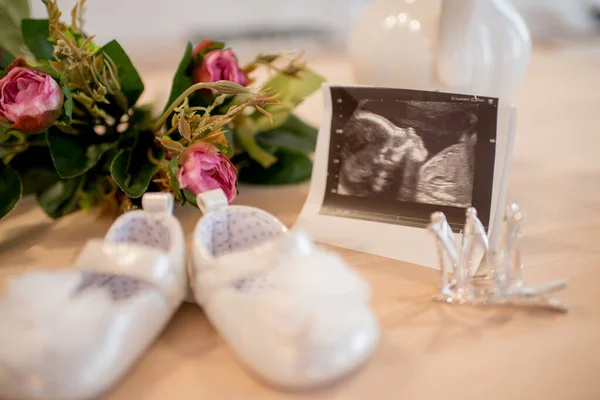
[193,39,217,57]
[0,67,64,134]
[177,142,237,203]
[192,42,248,87]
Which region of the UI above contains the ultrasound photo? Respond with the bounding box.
[338,102,477,208]
[321,87,498,230]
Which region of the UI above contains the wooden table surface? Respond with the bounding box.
[1,45,600,399]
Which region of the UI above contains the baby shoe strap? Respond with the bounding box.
[142,192,174,214]
[194,230,312,303]
[72,239,179,305]
[195,230,369,305]
[197,189,228,214]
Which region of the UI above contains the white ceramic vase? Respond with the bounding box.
[349,0,532,101]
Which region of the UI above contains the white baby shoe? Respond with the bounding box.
[191,189,379,390]
[0,193,187,400]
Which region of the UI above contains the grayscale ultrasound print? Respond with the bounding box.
[321,87,498,231]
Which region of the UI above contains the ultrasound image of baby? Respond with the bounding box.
[338,105,477,208]
[415,132,476,208]
[338,111,428,199]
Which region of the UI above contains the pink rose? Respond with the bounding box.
[177,142,237,203]
[0,67,64,133]
[192,42,248,86]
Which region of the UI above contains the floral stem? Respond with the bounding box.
[193,100,250,137]
[188,106,208,113]
[163,124,178,137]
[152,83,219,132]
[152,81,257,133]
[10,130,26,144]
[28,141,48,147]
[76,64,94,97]
[57,30,86,65]
[147,148,163,166]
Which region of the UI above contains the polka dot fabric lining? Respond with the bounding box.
[106,215,171,252]
[72,271,151,301]
[232,277,273,293]
[197,208,285,258]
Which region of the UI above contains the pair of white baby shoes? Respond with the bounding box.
[0,189,379,400]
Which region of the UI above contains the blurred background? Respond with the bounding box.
[28,0,600,70]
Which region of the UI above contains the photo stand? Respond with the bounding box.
[296,85,516,268]
[429,203,568,312]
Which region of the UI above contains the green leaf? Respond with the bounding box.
[266,69,324,105]
[212,142,231,156]
[0,0,30,56]
[0,162,22,219]
[100,40,144,108]
[256,114,317,155]
[163,42,193,113]
[234,70,324,166]
[36,175,84,219]
[110,140,164,198]
[237,149,313,185]
[31,64,59,79]
[193,41,225,60]
[223,125,239,155]
[0,46,15,69]
[0,148,10,160]
[234,119,278,168]
[0,121,11,143]
[21,19,54,60]
[19,167,60,195]
[166,157,181,195]
[47,130,113,178]
[182,189,197,207]
[130,104,154,131]
[256,53,279,63]
[97,146,119,172]
[61,83,73,123]
[258,69,325,128]
[7,144,59,195]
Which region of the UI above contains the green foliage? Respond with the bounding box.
[21,19,54,60]
[0,46,16,69]
[0,0,325,221]
[255,114,317,155]
[8,144,60,195]
[20,167,60,195]
[110,131,164,198]
[193,41,224,59]
[234,118,278,168]
[31,64,59,79]
[61,83,73,123]
[235,114,318,185]
[234,69,324,170]
[0,162,22,219]
[164,42,193,113]
[263,70,325,117]
[166,157,181,196]
[47,129,113,178]
[0,121,11,143]
[0,0,30,56]
[237,149,313,185]
[130,104,154,131]
[182,189,197,206]
[100,40,144,109]
[36,175,84,219]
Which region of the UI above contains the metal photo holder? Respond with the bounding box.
[429,204,568,312]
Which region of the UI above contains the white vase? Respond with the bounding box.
[348,0,532,101]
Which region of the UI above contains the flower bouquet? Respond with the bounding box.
[0,0,324,220]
